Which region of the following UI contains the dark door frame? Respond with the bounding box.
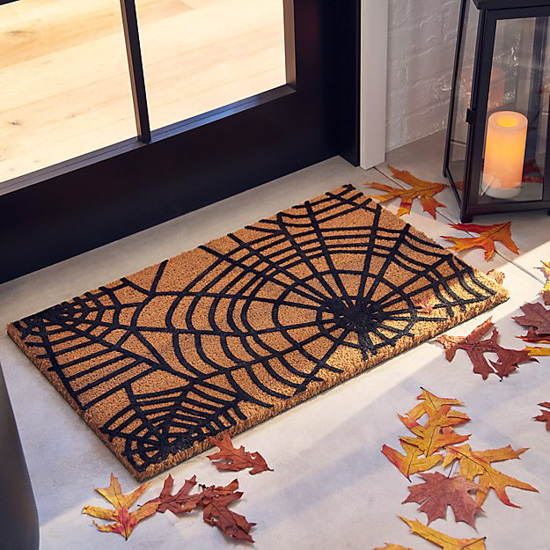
[0,0,361,284]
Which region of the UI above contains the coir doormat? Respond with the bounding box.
[8,185,507,479]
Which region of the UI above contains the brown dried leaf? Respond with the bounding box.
[535,402,550,430]
[207,432,272,475]
[518,328,550,344]
[148,475,199,515]
[149,476,256,543]
[513,301,550,336]
[197,479,256,542]
[436,318,535,380]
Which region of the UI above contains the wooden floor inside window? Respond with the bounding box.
[0,0,285,184]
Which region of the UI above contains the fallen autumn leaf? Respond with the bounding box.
[443,222,518,261]
[82,474,158,540]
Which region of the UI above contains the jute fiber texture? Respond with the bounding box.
[8,185,508,479]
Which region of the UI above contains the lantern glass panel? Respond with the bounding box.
[448,0,480,200]
[479,16,549,203]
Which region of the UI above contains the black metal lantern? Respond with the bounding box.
[444,0,550,221]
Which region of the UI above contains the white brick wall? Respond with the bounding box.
[386,0,461,151]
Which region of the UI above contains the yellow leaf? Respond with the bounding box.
[381,441,442,479]
[95,474,149,510]
[400,406,470,456]
[82,474,158,540]
[443,444,537,507]
[405,389,469,426]
[365,166,446,219]
[542,261,550,305]
[400,517,486,550]
[525,346,550,356]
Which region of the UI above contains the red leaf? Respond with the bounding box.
[436,317,535,380]
[197,480,256,542]
[513,302,550,336]
[150,476,255,543]
[518,328,550,344]
[149,475,200,514]
[535,402,550,430]
[403,472,481,527]
[207,432,272,475]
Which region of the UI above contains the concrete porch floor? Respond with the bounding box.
[1,132,549,549]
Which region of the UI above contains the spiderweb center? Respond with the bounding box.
[322,296,388,334]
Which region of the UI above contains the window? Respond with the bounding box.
[0,0,285,186]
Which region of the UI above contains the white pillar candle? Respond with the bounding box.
[482,110,528,199]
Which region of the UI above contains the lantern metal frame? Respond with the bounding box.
[444,0,550,221]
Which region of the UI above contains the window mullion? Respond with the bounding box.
[120,0,151,143]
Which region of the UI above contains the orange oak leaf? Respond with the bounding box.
[197,479,255,542]
[443,222,518,261]
[443,444,537,507]
[405,388,467,424]
[207,432,272,475]
[513,301,550,336]
[382,441,443,479]
[365,166,446,218]
[436,317,535,380]
[148,475,200,515]
[399,405,470,456]
[82,474,158,540]
[403,472,480,527]
[400,517,486,550]
[535,402,550,430]
[542,261,550,305]
[400,403,468,434]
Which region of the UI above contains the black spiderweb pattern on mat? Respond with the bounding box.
[10,185,498,475]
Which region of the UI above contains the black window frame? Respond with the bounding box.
[0,0,361,283]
